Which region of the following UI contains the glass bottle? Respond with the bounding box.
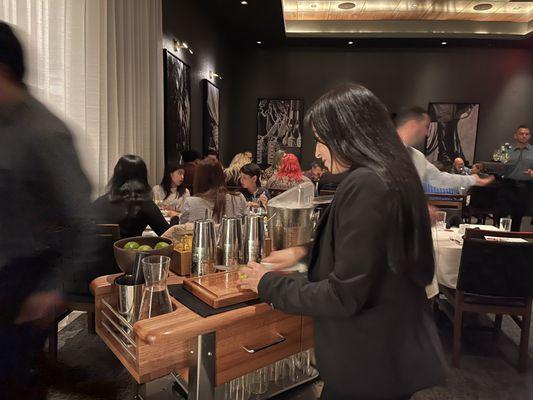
[138,255,173,319]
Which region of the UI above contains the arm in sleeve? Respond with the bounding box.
[423,160,476,188]
[413,149,476,188]
[180,198,192,224]
[145,201,170,236]
[238,193,248,216]
[258,171,388,318]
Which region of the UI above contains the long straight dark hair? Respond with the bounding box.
[305,83,434,287]
[194,158,238,222]
[108,155,151,202]
[160,161,187,199]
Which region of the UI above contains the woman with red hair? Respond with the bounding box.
[266,153,311,191]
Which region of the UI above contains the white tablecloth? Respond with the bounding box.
[432,224,500,289]
[142,216,172,237]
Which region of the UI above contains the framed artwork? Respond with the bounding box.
[256,98,303,169]
[202,79,220,156]
[163,49,191,164]
[425,102,480,166]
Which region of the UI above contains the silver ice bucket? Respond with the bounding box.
[267,182,317,250]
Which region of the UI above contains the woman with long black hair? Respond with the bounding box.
[240,84,445,399]
[92,155,169,238]
[152,162,190,217]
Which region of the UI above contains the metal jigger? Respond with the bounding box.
[218,216,243,267]
[243,214,265,263]
[191,218,216,276]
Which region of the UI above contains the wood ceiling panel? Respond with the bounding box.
[362,0,402,12]
[282,0,533,35]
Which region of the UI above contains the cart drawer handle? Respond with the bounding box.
[240,333,286,354]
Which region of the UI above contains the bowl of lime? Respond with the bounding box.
[113,236,173,274]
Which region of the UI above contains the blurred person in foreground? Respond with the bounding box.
[0,22,93,398]
[240,84,445,399]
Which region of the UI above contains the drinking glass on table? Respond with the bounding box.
[499,217,512,232]
[435,211,446,231]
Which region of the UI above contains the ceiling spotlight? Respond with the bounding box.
[473,3,493,11]
[410,3,418,8]
[338,2,356,10]
[241,0,248,4]
[256,40,262,44]
[348,41,354,45]
[441,41,448,45]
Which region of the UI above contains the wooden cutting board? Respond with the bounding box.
[183,271,258,309]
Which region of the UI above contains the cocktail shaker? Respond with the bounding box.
[218,216,243,267]
[243,215,265,263]
[191,219,216,276]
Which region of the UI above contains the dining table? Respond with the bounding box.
[432,224,502,290]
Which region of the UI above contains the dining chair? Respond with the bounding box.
[463,186,498,225]
[451,229,533,372]
[48,223,120,359]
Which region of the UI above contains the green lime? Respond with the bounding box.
[154,241,169,249]
[123,241,140,250]
[137,245,153,251]
[238,272,247,280]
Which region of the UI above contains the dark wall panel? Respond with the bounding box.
[228,47,533,168]
[162,0,232,163]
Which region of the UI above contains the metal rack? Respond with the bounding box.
[100,299,137,361]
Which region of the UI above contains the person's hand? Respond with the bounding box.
[247,201,260,209]
[237,262,269,293]
[261,246,307,270]
[165,209,179,218]
[473,174,494,186]
[258,193,268,207]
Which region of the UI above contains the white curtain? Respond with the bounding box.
[0,0,164,196]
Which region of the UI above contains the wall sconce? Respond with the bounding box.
[209,70,222,80]
[173,38,194,54]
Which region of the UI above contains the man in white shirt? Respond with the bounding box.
[395,107,493,189]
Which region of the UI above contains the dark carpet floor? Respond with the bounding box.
[45,308,533,400]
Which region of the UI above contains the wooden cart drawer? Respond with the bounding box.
[216,310,302,385]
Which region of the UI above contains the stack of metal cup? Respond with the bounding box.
[191,219,216,276]
[243,214,265,263]
[218,216,243,268]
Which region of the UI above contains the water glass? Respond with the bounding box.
[435,211,446,231]
[250,367,268,394]
[499,217,512,232]
[225,375,250,400]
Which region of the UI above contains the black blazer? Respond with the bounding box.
[258,168,445,399]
